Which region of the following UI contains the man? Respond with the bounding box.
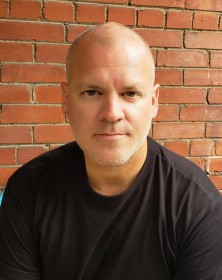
[0,22,222,280]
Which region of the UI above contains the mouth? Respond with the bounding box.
[94,133,126,139]
[96,133,124,136]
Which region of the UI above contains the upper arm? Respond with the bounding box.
[0,183,41,280]
[173,200,222,280]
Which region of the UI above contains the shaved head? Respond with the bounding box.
[65,22,155,84]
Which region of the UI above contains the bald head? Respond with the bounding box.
[65,22,155,84]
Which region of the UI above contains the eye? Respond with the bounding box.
[126,91,137,97]
[121,91,139,98]
[83,90,99,96]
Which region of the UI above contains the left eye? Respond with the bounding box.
[84,90,98,96]
[122,91,138,97]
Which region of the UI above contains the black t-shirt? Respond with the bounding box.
[0,138,222,280]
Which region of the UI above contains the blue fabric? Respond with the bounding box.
[0,191,4,206]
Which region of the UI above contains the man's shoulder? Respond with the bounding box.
[8,141,82,184]
[150,138,201,175]
[149,138,220,199]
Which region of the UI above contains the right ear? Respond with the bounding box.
[61,82,69,117]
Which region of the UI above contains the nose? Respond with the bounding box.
[99,94,125,122]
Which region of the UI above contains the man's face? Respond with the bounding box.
[62,41,159,167]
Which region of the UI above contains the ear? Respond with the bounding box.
[151,83,159,119]
[61,82,69,116]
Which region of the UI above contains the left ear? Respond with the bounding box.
[151,83,159,119]
[61,82,69,117]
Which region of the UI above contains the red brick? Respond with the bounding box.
[67,25,89,42]
[210,52,222,68]
[79,0,127,3]
[0,21,64,42]
[136,29,183,47]
[157,50,208,67]
[216,141,222,155]
[34,125,73,143]
[208,88,222,104]
[153,105,179,121]
[151,49,157,64]
[108,6,135,26]
[0,167,18,186]
[138,9,164,28]
[44,1,74,22]
[186,0,222,12]
[220,18,222,30]
[34,85,62,104]
[167,11,192,29]
[164,141,189,156]
[0,42,33,62]
[207,158,222,173]
[0,148,16,165]
[184,69,222,86]
[0,0,8,17]
[153,123,205,140]
[190,140,214,156]
[11,0,41,20]
[155,69,182,86]
[2,64,66,83]
[17,146,48,164]
[0,126,32,144]
[0,85,31,104]
[131,0,185,8]
[0,105,64,124]
[210,176,222,190]
[185,31,222,49]
[180,106,222,121]
[36,44,69,63]
[188,157,205,171]
[76,4,105,24]
[206,123,222,137]
[193,12,218,30]
[159,87,206,104]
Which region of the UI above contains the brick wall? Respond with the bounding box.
[0,0,222,191]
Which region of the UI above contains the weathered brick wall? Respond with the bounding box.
[0,0,222,191]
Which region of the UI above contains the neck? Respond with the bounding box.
[85,141,148,196]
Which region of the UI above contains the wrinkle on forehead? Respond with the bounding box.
[66,22,155,84]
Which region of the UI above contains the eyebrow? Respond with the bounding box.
[75,82,145,92]
[124,85,142,91]
[75,83,102,91]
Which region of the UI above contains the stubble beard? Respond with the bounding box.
[80,128,150,168]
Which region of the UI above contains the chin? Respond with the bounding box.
[95,157,130,167]
[85,148,139,167]
[80,136,148,167]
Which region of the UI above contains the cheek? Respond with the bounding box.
[126,102,152,123]
[67,103,96,126]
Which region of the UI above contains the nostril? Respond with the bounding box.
[100,105,125,121]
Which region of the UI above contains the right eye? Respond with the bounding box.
[82,90,99,96]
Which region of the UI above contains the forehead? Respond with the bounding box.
[68,43,153,89]
[77,39,147,64]
[75,67,150,92]
[71,41,152,74]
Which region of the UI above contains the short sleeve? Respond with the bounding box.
[0,179,41,280]
[173,199,222,280]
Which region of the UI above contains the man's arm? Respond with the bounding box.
[174,199,222,279]
[0,181,41,280]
